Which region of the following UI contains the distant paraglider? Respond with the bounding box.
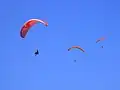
[20,19,48,38]
[96,37,105,48]
[68,46,85,52]
[96,37,105,43]
[68,46,85,63]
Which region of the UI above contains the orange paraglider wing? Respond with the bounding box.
[20,19,48,38]
[96,37,105,43]
[68,46,85,52]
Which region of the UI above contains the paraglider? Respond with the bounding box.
[20,19,48,38]
[20,18,48,56]
[68,46,85,63]
[96,37,105,48]
[34,49,39,56]
[68,46,85,52]
[96,37,105,43]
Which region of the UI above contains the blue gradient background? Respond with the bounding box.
[0,0,120,90]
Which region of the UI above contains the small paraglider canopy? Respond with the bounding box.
[68,46,86,63]
[96,37,105,48]
[68,46,85,52]
[96,37,105,43]
[20,19,48,38]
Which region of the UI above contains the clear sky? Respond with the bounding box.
[0,0,120,90]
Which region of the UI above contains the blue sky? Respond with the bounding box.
[0,0,120,90]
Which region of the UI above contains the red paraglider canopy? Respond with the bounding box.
[68,46,85,52]
[96,37,105,43]
[20,19,48,38]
